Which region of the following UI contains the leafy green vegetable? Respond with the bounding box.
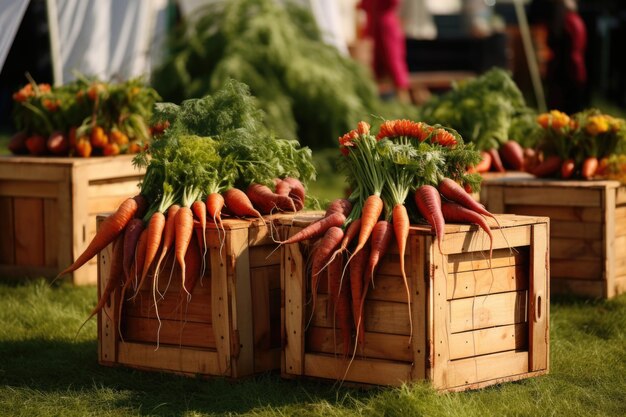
[418,68,538,151]
[151,0,417,149]
[135,79,316,210]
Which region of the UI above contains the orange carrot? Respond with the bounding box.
[182,232,202,296]
[499,140,525,171]
[325,198,353,217]
[327,254,352,357]
[206,192,225,232]
[488,148,506,172]
[355,220,393,345]
[133,211,166,296]
[438,178,498,225]
[392,203,412,340]
[75,235,124,336]
[582,156,599,179]
[122,218,144,283]
[152,204,180,288]
[352,194,384,255]
[328,218,361,263]
[349,241,369,345]
[175,206,194,295]
[532,155,562,178]
[475,150,492,173]
[133,194,148,219]
[282,177,306,210]
[441,200,493,260]
[561,159,575,179]
[223,188,263,220]
[414,185,445,251]
[310,226,344,322]
[117,227,148,340]
[246,183,295,213]
[132,228,149,289]
[280,212,345,245]
[58,196,138,277]
[191,200,207,273]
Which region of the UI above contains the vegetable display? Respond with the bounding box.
[418,68,542,172]
[532,109,626,179]
[9,76,160,157]
[65,80,316,334]
[282,119,498,359]
[151,0,417,148]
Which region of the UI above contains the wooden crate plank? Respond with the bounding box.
[551,278,604,298]
[604,189,616,298]
[447,264,529,300]
[283,237,306,376]
[13,197,45,266]
[302,353,413,386]
[551,259,602,280]
[124,317,216,348]
[485,185,504,214]
[306,327,412,362]
[310,294,411,335]
[447,247,528,274]
[117,342,221,376]
[0,180,58,198]
[209,229,232,376]
[551,220,602,240]
[431,236,450,388]
[505,205,603,223]
[249,245,281,268]
[0,196,15,264]
[410,234,426,380]
[616,186,626,205]
[614,275,626,297]
[43,199,59,267]
[503,187,601,207]
[0,158,68,181]
[449,291,528,333]
[316,272,407,304]
[86,179,142,199]
[124,291,212,323]
[82,155,143,181]
[615,217,626,237]
[551,238,602,261]
[529,223,549,371]
[446,351,529,388]
[442,225,531,255]
[71,165,90,285]
[229,228,254,378]
[448,323,528,360]
[251,266,274,352]
[98,238,118,364]
[87,195,132,216]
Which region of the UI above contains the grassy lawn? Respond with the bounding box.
[0,279,625,416]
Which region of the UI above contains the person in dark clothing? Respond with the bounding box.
[544,0,589,113]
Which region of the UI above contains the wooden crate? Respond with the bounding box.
[472,171,534,203]
[483,178,626,299]
[281,214,549,391]
[97,214,286,378]
[0,155,143,285]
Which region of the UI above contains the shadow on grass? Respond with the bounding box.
[0,338,379,415]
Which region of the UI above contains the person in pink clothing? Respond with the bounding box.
[359,0,411,103]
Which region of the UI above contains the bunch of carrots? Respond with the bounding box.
[62,80,315,336]
[532,109,626,179]
[279,119,500,358]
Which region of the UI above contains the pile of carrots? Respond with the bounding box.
[280,120,498,357]
[63,80,315,337]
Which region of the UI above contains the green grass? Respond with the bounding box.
[0,279,625,417]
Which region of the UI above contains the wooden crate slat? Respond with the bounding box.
[441,225,532,255]
[550,237,602,260]
[448,323,528,360]
[315,272,407,304]
[283,237,306,376]
[310,294,411,336]
[447,247,528,274]
[529,223,549,371]
[551,220,602,240]
[43,199,58,267]
[249,245,281,268]
[503,186,602,207]
[98,241,117,364]
[0,196,15,264]
[124,316,216,348]
[0,180,59,198]
[306,326,413,362]
[506,204,603,223]
[303,353,413,385]
[551,259,603,280]
[124,292,212,323]
[13,197,45,266]
[448,290,528,333]
[447,263,529,300]
[117,342,221,376]
[446,351,529,388]
[551,278,604,298]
